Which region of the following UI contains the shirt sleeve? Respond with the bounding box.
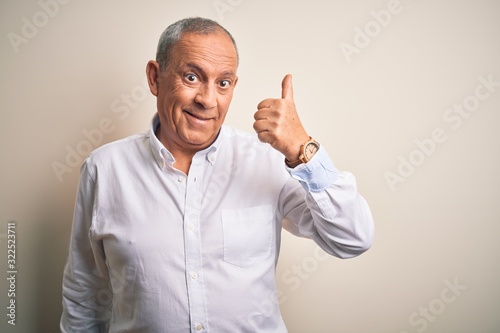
[280,146,375,259]
[60,159,112,333]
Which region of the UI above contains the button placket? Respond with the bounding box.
[183,156,209,332]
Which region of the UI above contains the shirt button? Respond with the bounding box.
[191,272,198,280]
[178,177,185,183]
[189,224,195,231]
[195,324,204,331]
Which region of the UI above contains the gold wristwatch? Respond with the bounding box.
[285,137,320,168]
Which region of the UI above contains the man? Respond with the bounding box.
[60,17,374,332]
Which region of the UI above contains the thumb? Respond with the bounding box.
[281,74,294,101]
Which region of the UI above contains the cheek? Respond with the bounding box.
[173,84,197,103]
[159,85,195,110]
[218,93,234,111]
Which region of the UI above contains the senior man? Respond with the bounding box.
[60,17,374,333]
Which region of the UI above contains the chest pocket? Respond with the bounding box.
[221,205,274,268]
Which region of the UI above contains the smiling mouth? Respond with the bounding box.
[184,110,212,121]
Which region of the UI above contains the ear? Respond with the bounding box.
[146,60,160,97]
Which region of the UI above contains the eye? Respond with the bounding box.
[185,74,198,82]
[219,80,231,88]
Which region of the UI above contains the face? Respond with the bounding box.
[146,32,239,156]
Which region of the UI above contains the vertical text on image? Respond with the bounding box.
[6,221,17,326]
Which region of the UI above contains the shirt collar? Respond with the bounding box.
[148,113,223,171]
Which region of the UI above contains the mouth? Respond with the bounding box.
[184,110,213,122]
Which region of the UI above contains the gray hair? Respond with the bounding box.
[156,17,239,70]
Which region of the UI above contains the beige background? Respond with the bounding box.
[1,0,499,332]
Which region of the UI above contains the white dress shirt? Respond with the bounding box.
[60,114,374,333]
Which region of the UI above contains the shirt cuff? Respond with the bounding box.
[286,146,339,192]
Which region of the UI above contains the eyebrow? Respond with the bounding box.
[185,62,236,78]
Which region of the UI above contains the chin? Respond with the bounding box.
[183,132,216,147]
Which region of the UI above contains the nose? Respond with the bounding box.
[194,83,217,109]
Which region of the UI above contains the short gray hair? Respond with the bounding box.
[156,17,239,70]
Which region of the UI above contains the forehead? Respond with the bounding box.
[170,32,238,73]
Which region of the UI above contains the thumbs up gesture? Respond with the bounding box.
[253,74,310,162]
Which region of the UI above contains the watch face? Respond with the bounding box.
[304,142,319,160]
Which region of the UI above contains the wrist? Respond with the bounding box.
[285,137,320,168]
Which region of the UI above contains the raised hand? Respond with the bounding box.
[253,74,310,161]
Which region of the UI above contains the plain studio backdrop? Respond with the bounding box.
[1,0,499,332]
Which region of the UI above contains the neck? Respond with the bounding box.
[155,126,201,175]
